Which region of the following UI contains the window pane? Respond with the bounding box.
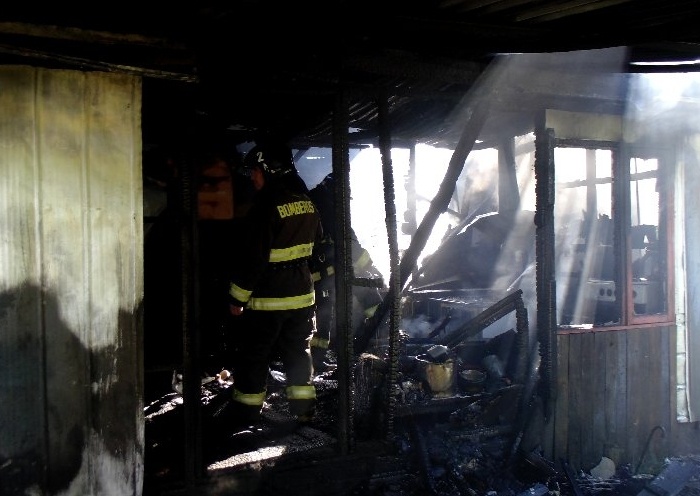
[629,157,667,316]
[555,148,618,326]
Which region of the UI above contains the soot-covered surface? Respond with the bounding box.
[143,356,700,496]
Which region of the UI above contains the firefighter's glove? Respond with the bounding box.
[228,295,246,316]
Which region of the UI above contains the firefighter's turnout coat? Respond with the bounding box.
[228,174,322,420]
[307,174,384,356]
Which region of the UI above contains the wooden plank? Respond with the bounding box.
[636,327,671,473]
[36,68,92,495]
[0,66,144,495]
[626,328,648,470]
[641,327,666,473]
[659,326,671,416]
[552,333,570,463]
[579,332,597,469]
[0,66,47,492]
[684,149,700,424]
[84,71,144,493]
[591,331,608,468]
[567,332,583,469]
[604,330,628,466]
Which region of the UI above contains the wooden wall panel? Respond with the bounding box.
[83,73,144,495]
[552,332,570,462]
[684,137,700,422]
[0,66,143,495]
[591,332,608,467]
[580,333,598,469]
[566,332,583,469]
[627,328,650,470]
[626,327,672,473]
[553,327,675,473]
[38,68,93,495]
[656,327,672,466]
[603,330,628,466]
[0,65,47,494]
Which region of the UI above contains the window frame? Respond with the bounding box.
[554,139,675,331]
[622,147,675,326]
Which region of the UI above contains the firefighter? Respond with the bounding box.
[308,173,385,371]
[226,140,323,428]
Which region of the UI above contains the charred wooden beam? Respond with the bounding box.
[332,89,354,455]
[534,124,557,418]
[377,89,402,438]
[395,394,486,418]
[0,43,197,81]
[354,91,492,355]
[178,151,204,485]
[561,459,587,496]
[437,289,524,349]
[0,21,188,48]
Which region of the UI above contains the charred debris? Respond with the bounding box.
[144,281,700,495]
[143,175,700,494]
[144,119,696,493]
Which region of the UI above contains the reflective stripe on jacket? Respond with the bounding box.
[229,179,322,312]
[244,292,315,311]
[232,388,266,407]
[270,242,314,262]
[285,384,317,400]
[310,334,330,349]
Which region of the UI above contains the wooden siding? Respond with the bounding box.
[684,135,700,422]
[0,66,143,495]
[546,327,674,473]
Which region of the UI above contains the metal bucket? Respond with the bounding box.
[419,359,454,395]
[459,369,486,393]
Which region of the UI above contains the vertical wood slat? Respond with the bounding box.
[656,328,671,467]
[566,333,583,469]
[604,330,628,466]
[579,332,596,469]
[0,66,143,495]
[554,326,681,472]
[38,68,92,495]
[0,66,47,493]
[631,327,671,473]
[552,334,569,463]
[591,332,608,466]
[84,73,144,495]
[684,142,700,421]
[626,328,649,470]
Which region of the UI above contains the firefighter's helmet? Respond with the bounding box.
[241,142,296,178]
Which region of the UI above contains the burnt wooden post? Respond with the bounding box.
[178,148,204,485]
[377,91,401,437]
[355,95,491,355]
[333,88,354,454]
[534,122,557,418]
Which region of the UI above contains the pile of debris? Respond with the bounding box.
[143,335,700,496]
[351,340,700,496]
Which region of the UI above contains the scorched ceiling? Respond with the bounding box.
[1,1,700,149]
